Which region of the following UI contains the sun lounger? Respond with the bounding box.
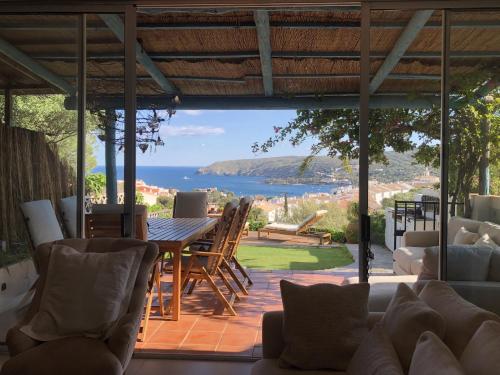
[258,210,330,244]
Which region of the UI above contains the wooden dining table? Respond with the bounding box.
[147,217,218,321]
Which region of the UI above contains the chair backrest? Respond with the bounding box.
[225,196,254,260]
[29,238,158,369]
[297,209,328,232]
[86,204,148,240]
[20,200,64,248]
[60,196,77,238]
[173,192,208,218]
[206,201,239,273]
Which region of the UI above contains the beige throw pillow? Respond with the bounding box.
[279,280,369,371]
[418,280,500,357]
[474,233,499,249]
[21,245,146,341]
[460,320,500,375]
[347,323,404,375]
[409,331,465,375]
[382,283,445,371]
[454,227,480,245]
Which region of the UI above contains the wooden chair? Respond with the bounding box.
[173,201,240,316]
[186,197,254,296]
[173,192,208,218]
[84,204,161,341]
[221,196,254,293]
[85,204,148,241]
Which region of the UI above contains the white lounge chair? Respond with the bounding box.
[258,210,331,244]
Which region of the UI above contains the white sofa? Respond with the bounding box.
[393,216,500,276]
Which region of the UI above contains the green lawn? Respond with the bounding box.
[236,245,354,271]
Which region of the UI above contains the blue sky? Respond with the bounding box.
[95,110,318,167]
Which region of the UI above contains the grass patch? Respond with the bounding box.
[236,245,354,271]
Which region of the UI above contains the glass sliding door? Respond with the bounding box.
[443,9,500,300]
[363,7,442,281]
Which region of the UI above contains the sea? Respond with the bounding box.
[92,166,346,198]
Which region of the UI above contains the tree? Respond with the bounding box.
[0,94,100,171]
[85,173,106,196]
[283,193,289,217]
[254,74,499,217]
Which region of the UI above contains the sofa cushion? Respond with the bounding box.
[251,359,345,375]
[21,245,145,341]
[474,233,500,281]
[279,280,369,371]
[418,280,500,357]
[346,323,404,375]
[382,283,445,371]
[447,246,492,281]
[393,247,425,274]
[453,227,480,245]
[478,221,500,245]
[448,217,482,244]
[408,331,465,375]
[460,320,500,375]
[488,248,500,282]
[0,336,122,375]
[410,258,423,275]
[418,245,493,281]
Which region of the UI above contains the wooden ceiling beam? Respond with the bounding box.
[0,36,74,94]
[254,10,273,96]
[369,10,434,94]
[98,14,178,95]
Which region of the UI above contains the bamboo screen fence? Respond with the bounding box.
[0,125,75,244]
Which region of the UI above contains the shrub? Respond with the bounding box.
[370,210,386,246]
[247,207,268,231]
[85,173,106,196]
[157,195,174,209]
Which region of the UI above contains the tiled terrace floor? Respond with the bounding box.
[135,269,345,359]
[135,233,394,359]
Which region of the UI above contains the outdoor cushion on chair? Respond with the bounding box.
[173,192,208,218]
[60,196,77,238]
[20,200,64,248]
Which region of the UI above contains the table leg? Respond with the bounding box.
[172,249,181,321]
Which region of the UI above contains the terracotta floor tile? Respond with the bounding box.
[148,330,189,344]
[191,317,229,332]
[218,332,257,347]
[184,331,222,346]
[160,317,198,331]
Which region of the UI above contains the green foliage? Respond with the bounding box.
[345,202,359,243]
[136,192,145,205]
[276,200,349,232]
[370,210,386,246]
[248,207,268,231]
[381,191,418,209]
[236,245,354,270]
[254,73,500,215]
[85,173,106,196]
[208,190,235,210]
[157,195,174,209]
[0,95,100,171]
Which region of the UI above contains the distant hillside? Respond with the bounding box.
[197,152,437,184]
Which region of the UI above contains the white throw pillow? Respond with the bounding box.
[453,227,480,245]
[474,233,499,249]
[20,200,64,247]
